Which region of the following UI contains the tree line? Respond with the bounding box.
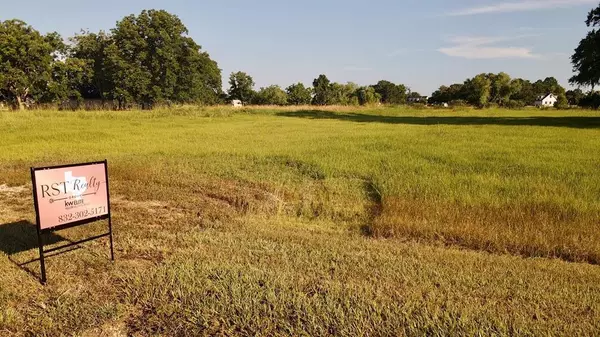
[429,73,571,109]
[227,72,415,106]
[1,3,600,110]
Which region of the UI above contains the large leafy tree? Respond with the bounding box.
[286,83,312,105]
[228,71,255,104]
[70,10,222,108]
[0,20,58,109]
[372,80,407,104]
[571,3,600,89]
[110,10,222,107]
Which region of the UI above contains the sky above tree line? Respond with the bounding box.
[0,0,595,95]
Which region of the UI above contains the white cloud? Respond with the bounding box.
[439,46,538,59]
[447,0,596,16]
[438,35,541,59]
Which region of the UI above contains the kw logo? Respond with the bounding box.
[65,199,85,207]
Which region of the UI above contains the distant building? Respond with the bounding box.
[407,96,428,103]
[231,99,243,108]
[535,94,558,107]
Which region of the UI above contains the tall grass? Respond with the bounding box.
[1,107,599,335]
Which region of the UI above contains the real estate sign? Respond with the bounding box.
[32,162,109,229]
[31,161,114,283]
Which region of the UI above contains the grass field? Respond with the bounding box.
[1,106,599,336]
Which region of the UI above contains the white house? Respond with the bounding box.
[231,100,243,108]
[535,94,558,107]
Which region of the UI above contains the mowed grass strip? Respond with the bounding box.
[0,107,599,335]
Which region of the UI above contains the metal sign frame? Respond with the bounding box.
[30,160,114,284]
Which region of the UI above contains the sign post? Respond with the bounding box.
[30,160,114,284]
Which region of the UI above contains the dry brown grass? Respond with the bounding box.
[369,197,600,264]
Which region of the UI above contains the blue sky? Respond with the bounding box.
[0,0,595,94]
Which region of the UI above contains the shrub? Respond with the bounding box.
[505,100,525,109]
[449,99,468,107]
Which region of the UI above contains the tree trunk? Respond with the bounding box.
[16,96,24,111]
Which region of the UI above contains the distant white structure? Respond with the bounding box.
[535,94,557,107]
[231,100,243,108]
[407,96,428,103]
[442,102,449,108]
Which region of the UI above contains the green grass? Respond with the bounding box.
[1,106,599,336]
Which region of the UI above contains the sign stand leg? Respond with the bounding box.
[37,228,47,284]
[104,160,115,262]
[108,216,115,261]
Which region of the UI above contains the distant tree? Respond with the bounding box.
[312,74,331,105]
[70,31,115,101]
[464,74,491,108]
[429,86,448,104]
[488,72,512,105]
[254,85,288,105]
[534,77,564,95]
[555,94,569,109]
[286,83,312,105]
[40,57,90,105]
[228,71,256,104]
[508,78,523,101]
[407,91,422,99]
[579,91,600,108]
[429,84,465,104]
[532,77,567,106]
[355,86,381,105]
[510,78,537,105]
[373,80,406,104]
[571,3,600,89]
[566,89,585,106]
[33,32,90,105]
[0,20,58,109]
[329,82,359,105]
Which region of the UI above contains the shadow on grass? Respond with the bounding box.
[276,110,600,129]
[0,220,72,281]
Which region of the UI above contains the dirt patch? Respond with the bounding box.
[112,197,169,210]
[80,320,128,337]
[0,184,28,194]
[0,184,31,221]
